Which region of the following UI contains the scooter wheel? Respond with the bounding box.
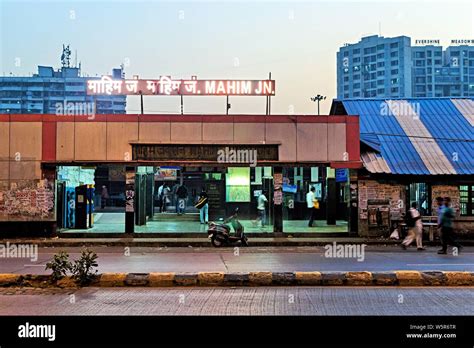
[211,238,223,247]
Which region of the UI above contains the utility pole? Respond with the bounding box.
[310,94,326,115]
[226,95,231,115]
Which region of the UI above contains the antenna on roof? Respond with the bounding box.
[61,44,71,68]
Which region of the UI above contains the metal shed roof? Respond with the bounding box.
[332,98,474,175]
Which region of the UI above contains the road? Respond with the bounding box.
[0,287,473,315]
[0,246,473,274]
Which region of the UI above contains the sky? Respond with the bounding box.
[1,0,473,115]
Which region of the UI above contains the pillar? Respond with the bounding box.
[125,166,135,234]
[273,166,283,234]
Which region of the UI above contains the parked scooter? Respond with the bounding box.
[207,208,248,247]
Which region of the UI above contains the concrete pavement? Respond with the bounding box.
[0,287,473,315]
[0,246,473,275]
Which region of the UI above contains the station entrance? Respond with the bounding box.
[56,164,351,236]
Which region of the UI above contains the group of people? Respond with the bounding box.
[401,196,462,254]
[156,183,210,224]
[156,182,189,215]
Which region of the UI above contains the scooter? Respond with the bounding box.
[207,208,248,247]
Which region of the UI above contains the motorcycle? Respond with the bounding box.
[207,208,248,247]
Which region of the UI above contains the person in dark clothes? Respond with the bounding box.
[198,187,209,224]
[438,197,462,254]
[176,184,188,215]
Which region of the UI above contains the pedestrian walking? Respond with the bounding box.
[254,190,268,228]
[306,186,318,227]
[101,185,109,209]
[196,187,209,224]
[156,183,165,213]
[401,202,424,250]
[438,197,462,254]
[176,183,188,215]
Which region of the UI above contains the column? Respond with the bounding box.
[273,166,283,234]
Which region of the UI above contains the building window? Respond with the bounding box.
[353,48,360,54]
[390,42,399,49]
[353,74,360,80]
[364,47,376,54]
[391,60,399,66]
[391,69,399,75]
[460,185,474,216]
[353,57,360,63]
[390,51,398,58]
[343,51,349,57]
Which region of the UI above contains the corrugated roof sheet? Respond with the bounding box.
[338,98,474,175]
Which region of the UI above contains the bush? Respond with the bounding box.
[45,251,72,281]
[71,249,99,286]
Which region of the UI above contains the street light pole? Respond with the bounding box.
[310,94,327,115]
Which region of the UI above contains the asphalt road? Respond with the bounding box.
[0,287,473,315]
[0,246,473,274]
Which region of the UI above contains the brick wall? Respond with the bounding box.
[358,180,405,237]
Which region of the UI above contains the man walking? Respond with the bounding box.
[401,202,424,250]
[197,187,209,224]
[176,183,188,215]
[101,185,109,209]
[255,190,268,228]
[438,197,462,254]
[306,186,318,227]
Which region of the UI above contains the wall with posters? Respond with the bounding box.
[0,179,55,221]
[357,180,405,237]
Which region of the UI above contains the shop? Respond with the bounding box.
[331,98,474,238]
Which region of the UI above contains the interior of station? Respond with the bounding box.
[56,164,351,235]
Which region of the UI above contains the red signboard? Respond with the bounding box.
[86,76,275,96]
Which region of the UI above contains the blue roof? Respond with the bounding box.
[336,98,474,175]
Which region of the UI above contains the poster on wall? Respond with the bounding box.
[155,168,178,181]
[273,173,283,190]
[125,171,135,213]
[125,190,135,212]
[274,190,283,205]
[226,186,250,202]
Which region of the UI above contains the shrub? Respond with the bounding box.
[45,251,72,282]
[71,249,99,286]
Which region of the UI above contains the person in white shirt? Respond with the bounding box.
[401,202,425,250]
[255,190,268,228]
[306,186,317,227]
